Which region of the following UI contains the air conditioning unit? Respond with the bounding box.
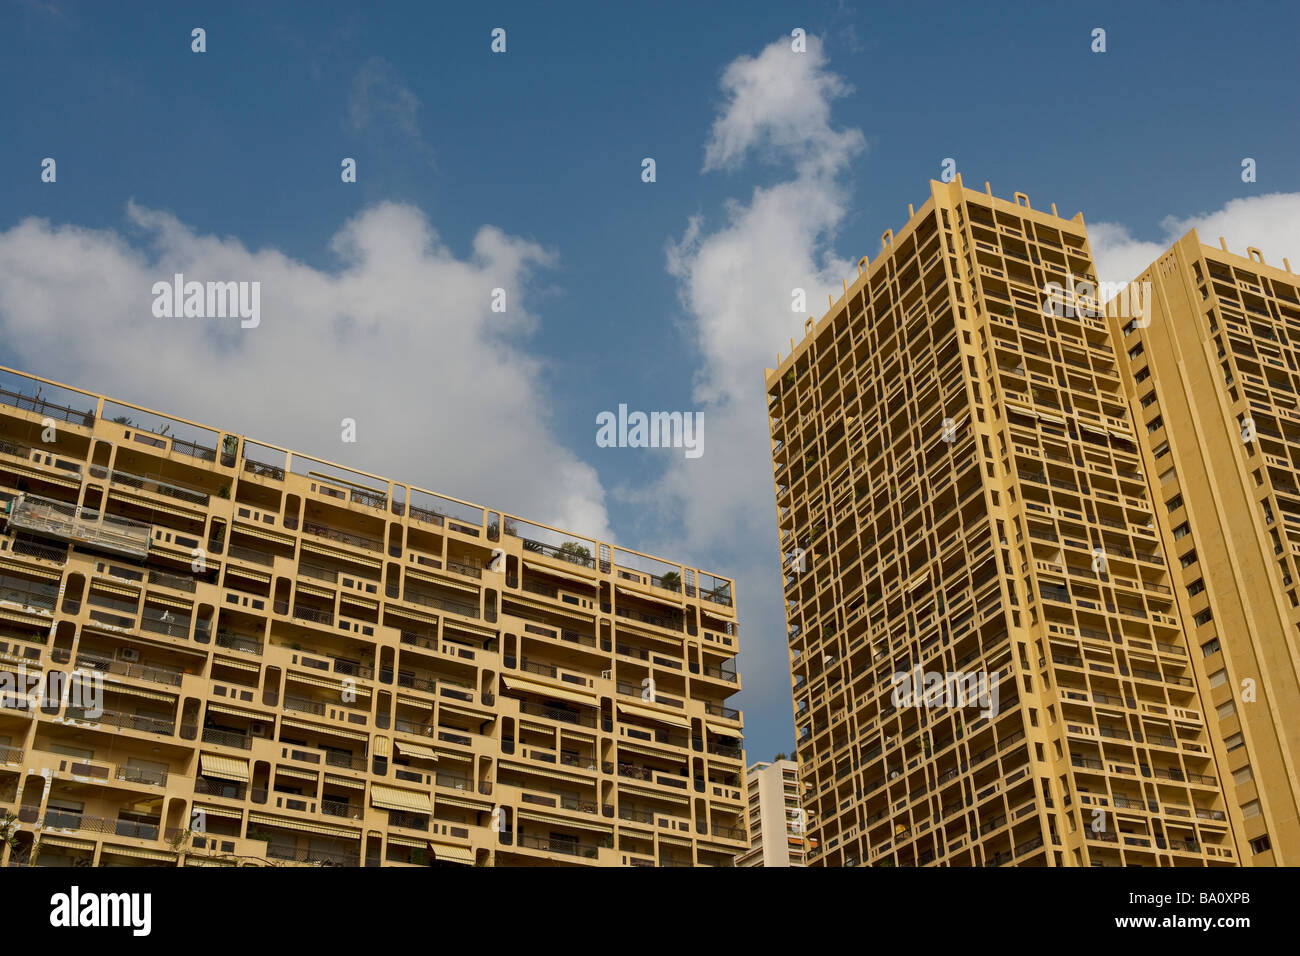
[120,648,140,663]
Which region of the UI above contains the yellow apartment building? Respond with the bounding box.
[765,177,1239,867]
[1107,232,1300,864]
[0,365,745,867]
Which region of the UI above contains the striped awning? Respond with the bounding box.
[705,720,742,738]
[618,783,689,804]
[102,681,175,703]
[436,795,489,812]
[296,583,335,600]
[300,540,381,568]
[226,566,271,584]
[213,656,259,673]
[0,608,50,625]
[617,702,689,729]
[394,741,438,761]
[519,720,553,735]
[386,833,427,849]
[426,572,478,595]
[499,761,591,785]
[40,835,95,851]
[396,694,431,709]
[429,842,474,865]
[247,812,359,840]
[90,581,140,599]
[275,766,318,783]
[386,604,440,626]
[373,737,390,758]
[114,492,198,522]
[193,804,243,820]
[287,672,351,693]
[206,702,269,721]
[615,583,681,609]
[278,717,368,742]
[233,524,294,547]
[617,740,675,760]
[443,620,497,639]
[100,845,177,863]
[501,674,597,707]
[2,461,79,489]
[324,774,364,790]
[518,811,613,836]
[200,754,250,782]
[144,594,194,611]
[522,561,596,587]
[0,558,60,580]
[371,784,432,814]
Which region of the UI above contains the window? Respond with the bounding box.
[1166,494,1184,512]
[1135,366,1151,384]
[1180,549,1198,568]
[1129,343,1145,361]
[1194,608,1214,627]
[1201,638,1222,657]
[1250,835,1271,854]
[1242,800,1261,819]
[1173,522,1191,540]
[1141,391,1158,408]
[1225,732,1245,751]
[1187,578,1206,596]
[1208,669,1228,688]
[1233,765,1254,785]
[1146,415,1164,434]
[1216,700,1237,720]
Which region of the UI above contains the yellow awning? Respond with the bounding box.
[429,842,474,865]
[386,833,427,849]
[617,740,675,760]
[296,583,335,600]
[226,566,271,584]
[371,784,432,814]
[278,716,368,742]
[247,812,360,840]
[144,594,194,611]
[324,774,365,790]
[522,561,596,587]
[617,701,689,729]
[200,754,250,782]
[233,523,295,547]
[40,835,95,850]
[395,741,438,761]
[275,766,318,783]
[616,583,681,609]
[213,656,259,673]
[443,620,497,639]
[206,702,269,721]
[114,491,200,522]
[501,674,597,708]
[436,796,489,812]
[102,681,175,703]
[373,737,390,758]
[286,672,352,693]
[705,720,742,737]
[90,581,140,599]
[0,558,60,580]
[100,845,177,863]
[499,761,591,785]
[518,811,613,836]
[193,804,244,820]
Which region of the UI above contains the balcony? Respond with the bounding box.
[7,494,151,560]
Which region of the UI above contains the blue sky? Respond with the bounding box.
[1,0,1297,761]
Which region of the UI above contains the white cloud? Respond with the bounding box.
[651,34,866,751]
[0,201,611,541]
[1091,192,1300,286]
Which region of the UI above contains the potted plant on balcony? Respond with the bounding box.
[659,571,681,592]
